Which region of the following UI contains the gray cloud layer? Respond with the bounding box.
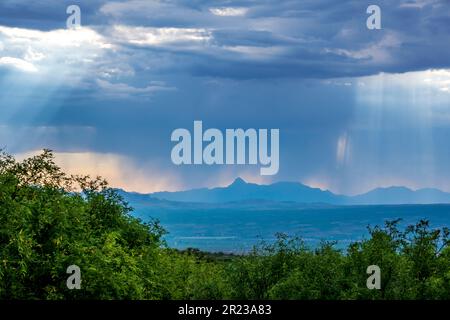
[0,0,449,193]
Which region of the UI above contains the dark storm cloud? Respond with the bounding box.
[0,0,110,30]
[1,0,450,193]
[95,0,450,79]
[1,0,449,79]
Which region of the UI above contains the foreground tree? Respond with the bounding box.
[0,150,165,299]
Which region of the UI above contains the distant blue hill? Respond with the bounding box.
[150,177,345,204]
[349,186,450,205]
[127,178,450,205]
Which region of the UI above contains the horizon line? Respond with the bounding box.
[115,177,449,198]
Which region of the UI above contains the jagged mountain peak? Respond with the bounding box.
[229,177,247,187]
[130,180,450,205]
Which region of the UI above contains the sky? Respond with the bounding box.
[0,0,449,195]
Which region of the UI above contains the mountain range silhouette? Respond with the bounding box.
[122,178,450,205]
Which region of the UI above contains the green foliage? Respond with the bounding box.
[0,150,165,299]
[0,150,449,300]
